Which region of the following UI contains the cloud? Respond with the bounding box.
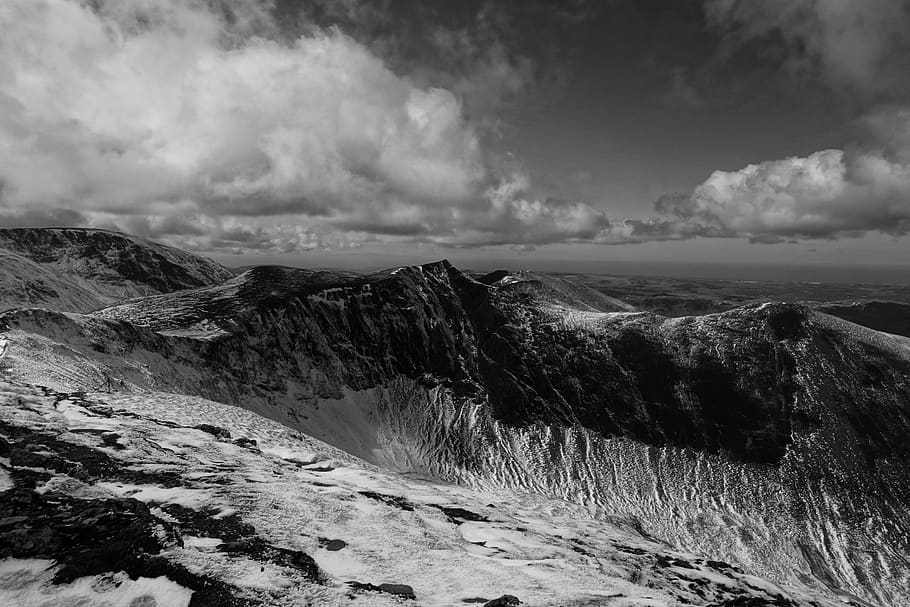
[652,1,910,243]
[704,0,910,97]
[665,67,702,108]
[9,0,905,253]
[657,148,909,238]
[2,0,625,253]
[0,0,484,210]
[0,207,87,228]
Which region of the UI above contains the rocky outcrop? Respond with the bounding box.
[0,228,233,312]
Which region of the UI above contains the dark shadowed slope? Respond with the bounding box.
[813,300,910,338]
[0,228,234,313]
[0,249,108,313]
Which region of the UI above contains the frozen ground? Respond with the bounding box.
[0,381,850,606]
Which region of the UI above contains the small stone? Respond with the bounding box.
[194,424,231,439]
[101,433,124,449]
[484,595,521,607]
[377,584,416,600]
[348,581,416,600]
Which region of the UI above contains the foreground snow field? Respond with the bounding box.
[0,382,853,607]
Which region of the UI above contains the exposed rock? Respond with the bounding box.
[432,505,489,524]
[0,486,179,582]
[319,538,347,551]
[1,421,184,488]
[709,597,798,607]
[347,581,416,600]
[195,424,232,439]
[483,595,521,607]
[357,491,416,512]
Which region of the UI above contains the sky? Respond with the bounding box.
[2,0,910,271]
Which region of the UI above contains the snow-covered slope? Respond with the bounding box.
[0,228,233,312]
[0,381,853,606]
[1,260,907,605]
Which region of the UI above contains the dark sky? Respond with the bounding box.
[2,0,910,268]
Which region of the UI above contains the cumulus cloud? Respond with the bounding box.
[657,142,910,240]
[0,0,482,208]
[654,0,910,243]
[0,0,622,252]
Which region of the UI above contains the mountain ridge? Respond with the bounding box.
[1,230,908,605]
[0,227,233,313]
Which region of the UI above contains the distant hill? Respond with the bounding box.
[0,228,234,312]
[477,269,638,313]
[813,299,910,338]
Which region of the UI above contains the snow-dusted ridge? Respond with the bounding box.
[0,382,854,606]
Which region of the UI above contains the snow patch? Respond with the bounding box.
[97,482,212,509]
[0,559,192,607]
[182,536,223,550]
[0,469,12,492]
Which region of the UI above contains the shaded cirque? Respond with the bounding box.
[52,259,910,466]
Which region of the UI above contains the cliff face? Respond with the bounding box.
[0,228,233,312]
[2,260,909,605]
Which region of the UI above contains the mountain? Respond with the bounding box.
[2,257,908,606]
[0,228,234,313]
[812,300,910,338]
[477,269,639,313]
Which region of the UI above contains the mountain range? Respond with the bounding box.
[1,228,908,607]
